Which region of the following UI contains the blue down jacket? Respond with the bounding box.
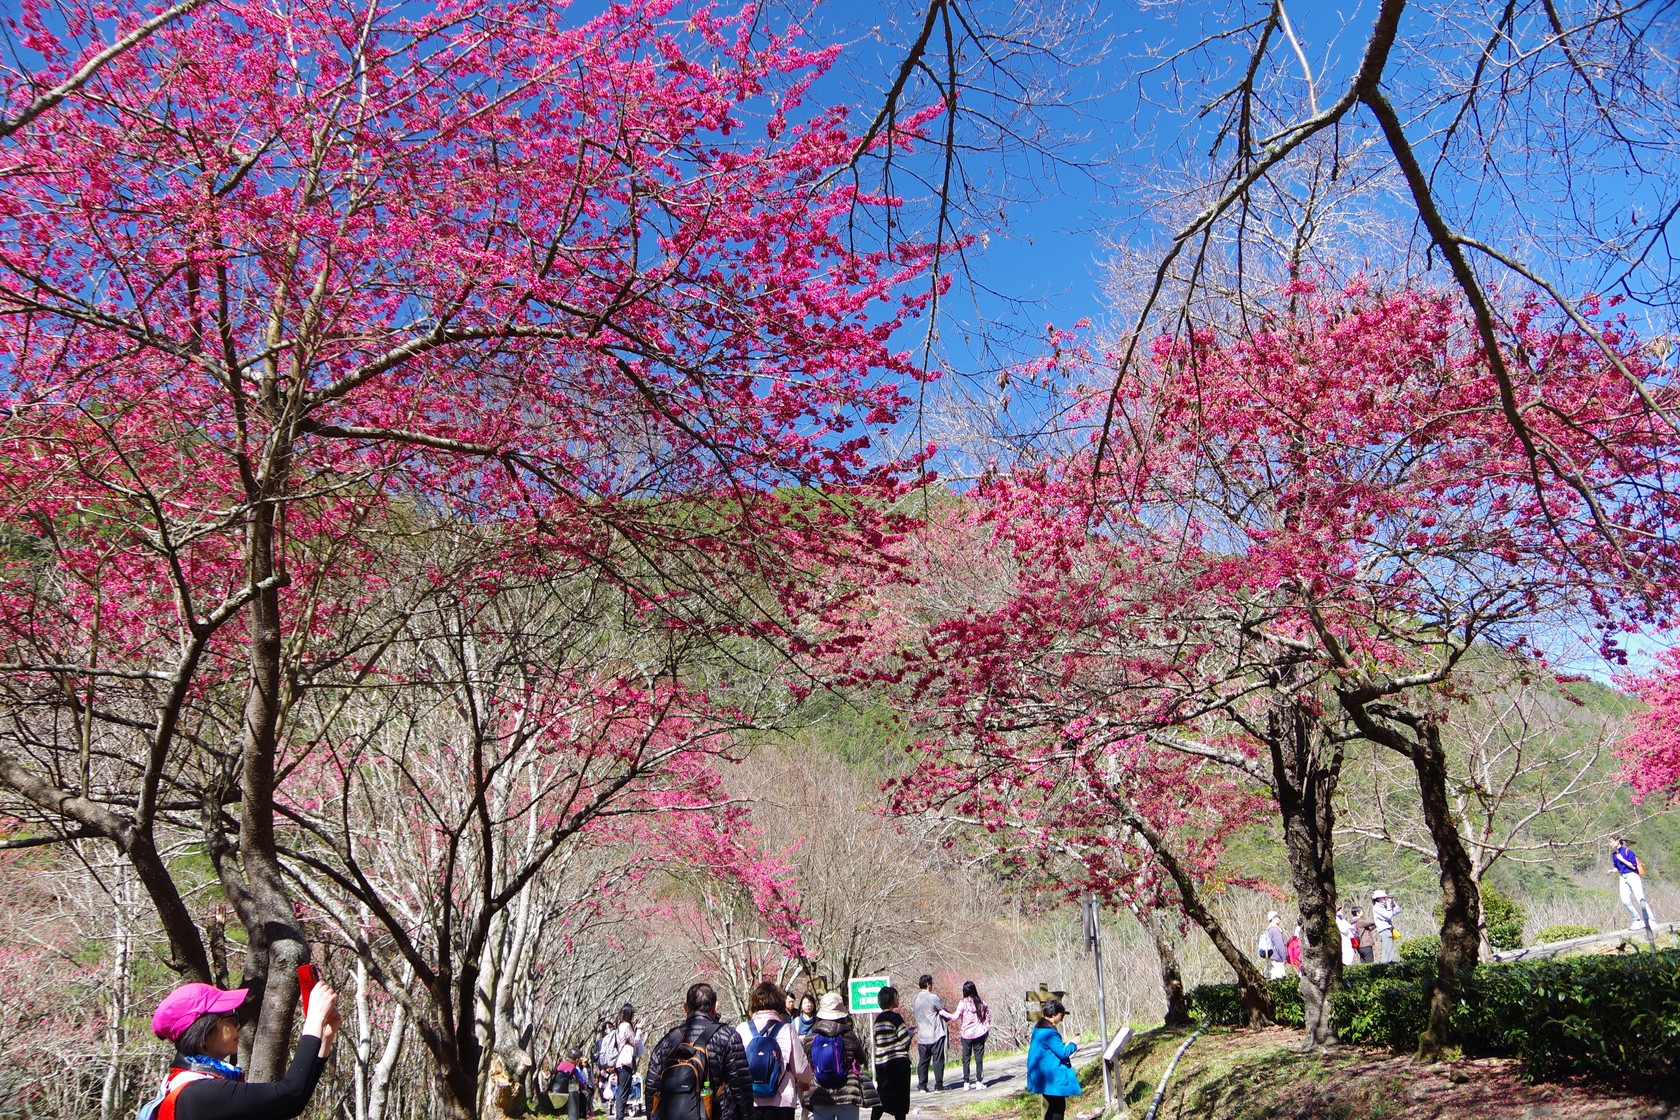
[1025,1022,1080,1097]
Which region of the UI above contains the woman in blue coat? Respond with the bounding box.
[1025,999,1081,1120]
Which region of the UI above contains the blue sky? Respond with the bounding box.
[794,0,1679,680]
[795,0,1677,371]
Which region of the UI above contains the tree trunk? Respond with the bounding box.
[99,874,134,1120]
[1136,906,1192,1027]
[1411,721,1481,1060]
[1267,695,1345,1046]
[238,497,305,1080]
[366,1003,408,1120]
[419,993,481,1120]
[1337,690,1483,1058]
[1107,791,1274,1025]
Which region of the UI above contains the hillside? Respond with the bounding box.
[942,1029,1678,1120]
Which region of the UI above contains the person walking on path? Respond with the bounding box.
[738,981,814,1120]
[1372,891,1401,964]
[794,993,819,1039]
[147,980,341,1120]
[1352,907,1376,964]
[1286,925,1303,974]
[549,1049,593,1120]
[802,992,877,1120]
[1259,912,1289,980]
[1610,837,1658,929]
[614,1005,643,1120]
[1025,998,1080,1120]
[647,983,753,1120]
[952,982,991,1091]
[1335,905,1357,966]
[870,987,912,1120]
[910,975,954,1092]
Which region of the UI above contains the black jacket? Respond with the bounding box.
[802,1019,876,1110]
[644,1013,753,1120]
[172,1035,326,1120]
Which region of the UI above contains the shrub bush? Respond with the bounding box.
[1532,923,1599,943]
[1459,949,1680,1080]
[1186,976,1302,1028]
[1185,949,1680,1082]
[1341,973,1433,1052]
[1481,884,1527,950]
[1187,962,1432,1045]
[1398,933,1440,962]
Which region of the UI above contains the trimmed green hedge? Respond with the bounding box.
[1398,933,1441,962]
[1186,950,1680,1081]
[1458,948,1680,1080]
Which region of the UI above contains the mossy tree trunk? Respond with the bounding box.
[1339,691,1481,1060]
[1267,691,1345,1047]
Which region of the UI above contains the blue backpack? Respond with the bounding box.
[744,1019,785,1098]
[809,1031,848,1089]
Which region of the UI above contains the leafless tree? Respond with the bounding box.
[1339,660,1636,956]
[1093,0,1680,506]
[269,567,771,1120]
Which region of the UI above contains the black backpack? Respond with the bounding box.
[650,1024,724,1120]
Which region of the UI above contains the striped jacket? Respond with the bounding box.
[873,1011,913,1063]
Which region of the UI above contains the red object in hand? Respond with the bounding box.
[297,964,320,1015]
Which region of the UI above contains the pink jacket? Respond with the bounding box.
[954,997,991,1041]
[737,1010,813,1107]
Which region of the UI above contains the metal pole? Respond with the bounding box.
[1086,895,1111,1107]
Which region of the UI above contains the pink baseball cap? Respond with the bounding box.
[152,983,248,1041]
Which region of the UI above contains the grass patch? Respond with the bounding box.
[946,1051,1112,1120]
[945,1097,1024,1120]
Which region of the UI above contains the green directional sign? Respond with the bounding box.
[848,974,889,1014]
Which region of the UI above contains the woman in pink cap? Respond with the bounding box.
[146,980,341,1120]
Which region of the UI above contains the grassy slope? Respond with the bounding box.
[950,1028,1676,1120]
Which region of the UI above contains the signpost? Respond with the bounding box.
[1083,894,1111,1106]
[1102,1027,1133,1105]
[849,975,890,1011]
[848,975,890,1068]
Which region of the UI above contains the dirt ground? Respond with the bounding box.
[1155,1028,1679,1120]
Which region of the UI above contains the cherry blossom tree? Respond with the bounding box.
[0,0,934,1082]
[1108,282,1669,1052]
[1094,0,1680,489]
[1620,648,1680,805]
[841,510,1282,1024]
[859,281,1678,1051]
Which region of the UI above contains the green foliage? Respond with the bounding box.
[1186,978,1306,1029]
[1186,950,1680,1082]
[1398,933,1440,962]
[1458,949,1680,1080]
[1481,884,1527,950]
[1187,963,1432,1051]
[1340,972,1435,1052]
[1185,979,1246,1026]
[1533,924,1598,943]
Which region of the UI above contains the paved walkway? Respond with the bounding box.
[907,1048,1034,1117]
